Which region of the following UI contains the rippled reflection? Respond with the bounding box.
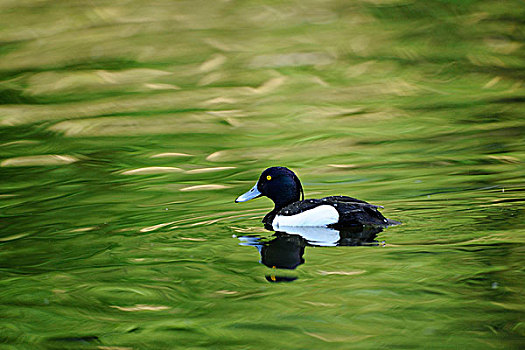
[239,225,384,282]
[1,0,524,348]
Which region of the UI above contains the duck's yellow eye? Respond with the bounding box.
[266,175,272,181]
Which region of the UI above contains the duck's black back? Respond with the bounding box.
[270,195,390,227]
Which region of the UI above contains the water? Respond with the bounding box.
[1,0,524,349]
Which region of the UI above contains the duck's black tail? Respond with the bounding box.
[386,218,402,226]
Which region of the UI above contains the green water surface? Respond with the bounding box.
[0,0,524,349]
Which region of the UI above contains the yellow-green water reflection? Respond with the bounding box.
[0,0,524,349]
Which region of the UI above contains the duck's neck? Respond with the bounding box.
[271,185,301,210]
[262,201,294,225]
[263,209,278,225]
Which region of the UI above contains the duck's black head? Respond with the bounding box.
[235,167,304,210]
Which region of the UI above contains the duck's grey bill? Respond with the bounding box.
[235,184,261,203]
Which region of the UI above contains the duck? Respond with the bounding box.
[235,167,398,229]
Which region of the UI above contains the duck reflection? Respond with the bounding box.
[238,225,384,282]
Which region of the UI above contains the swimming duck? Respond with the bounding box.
[235,167,397,229]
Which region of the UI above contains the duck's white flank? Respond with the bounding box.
[272,205,339,228]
